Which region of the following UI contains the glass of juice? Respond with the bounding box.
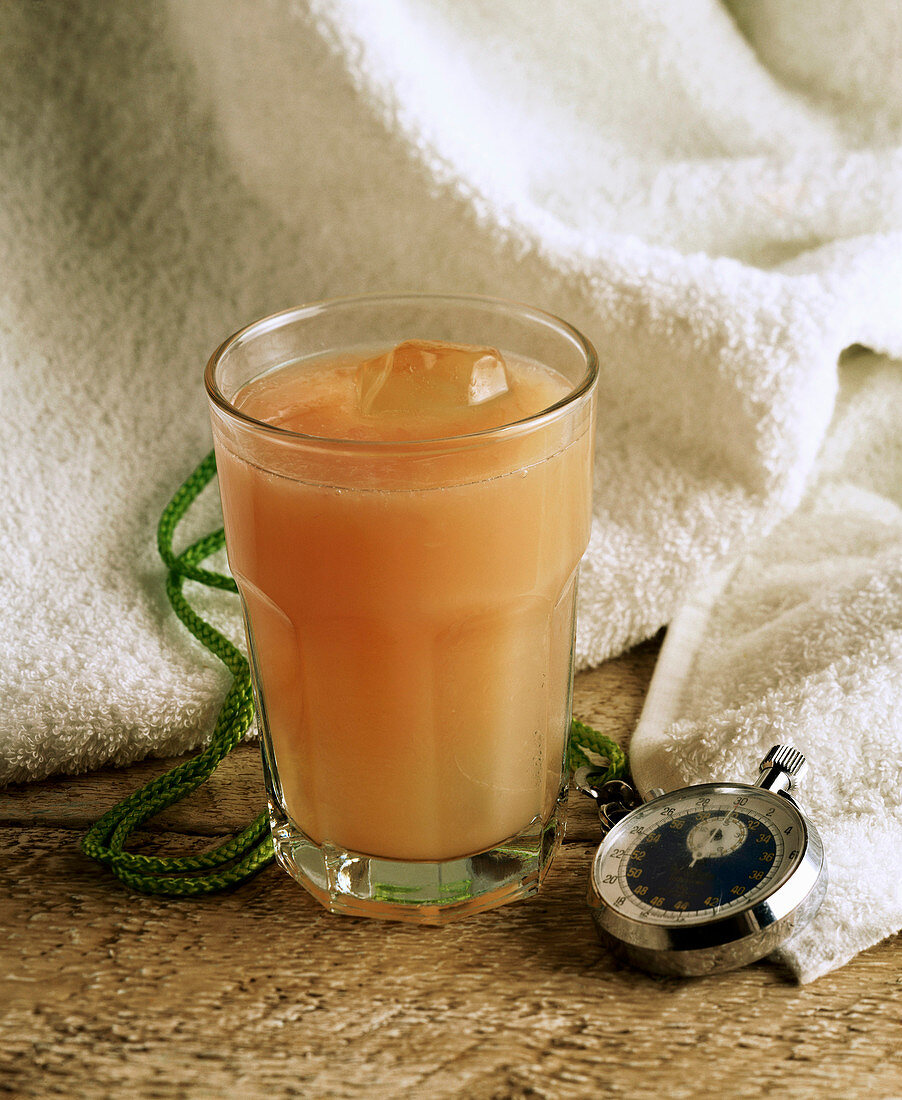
[206,294,597,922]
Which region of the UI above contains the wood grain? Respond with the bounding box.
[2,641,900,1099]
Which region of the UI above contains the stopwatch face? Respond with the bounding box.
[592,784,808,926]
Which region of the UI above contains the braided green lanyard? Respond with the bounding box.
[82,453,626,895]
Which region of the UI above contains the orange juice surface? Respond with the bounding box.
[213,341,594,861]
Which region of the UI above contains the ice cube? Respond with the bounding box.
[356,339,510,416]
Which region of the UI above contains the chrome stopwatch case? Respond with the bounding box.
[583,746,827,976]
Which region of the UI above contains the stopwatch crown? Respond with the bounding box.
[756,745,808,792]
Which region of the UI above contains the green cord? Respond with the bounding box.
[81,452,273,895]
[568,717,626,783]
[82,451,627,896]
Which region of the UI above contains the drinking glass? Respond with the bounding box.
[206,294,597,922]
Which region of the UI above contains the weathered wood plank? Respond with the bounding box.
[2,824,900,1100]
[0,743,268,835]
[3,634,899,1098]
[572,634,662,751]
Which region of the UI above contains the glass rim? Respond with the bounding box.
[204,292,598,450]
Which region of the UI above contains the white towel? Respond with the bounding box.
[629,349,902,982]
[2,1,900,978]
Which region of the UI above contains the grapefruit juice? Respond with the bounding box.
[206,297,597,921]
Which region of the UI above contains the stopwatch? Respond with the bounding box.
[578,745,827,976]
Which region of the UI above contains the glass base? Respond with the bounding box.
[268,793,567,924]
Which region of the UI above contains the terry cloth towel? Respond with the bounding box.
[1,2,900,980]
[628,346,902,982]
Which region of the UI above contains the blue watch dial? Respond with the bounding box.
[624,810,777,913]
[592,785,806,925]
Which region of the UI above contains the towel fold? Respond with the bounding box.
[2,0,900,978]
[630,348,902,981]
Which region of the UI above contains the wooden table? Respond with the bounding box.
[2,640,900,1099]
